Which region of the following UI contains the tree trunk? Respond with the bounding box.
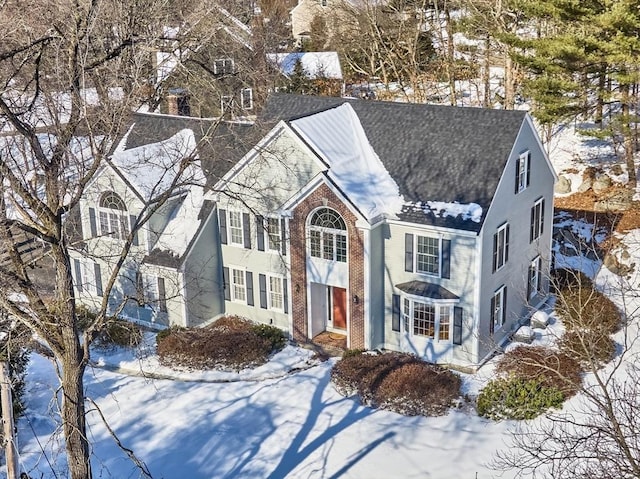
[504,53,515,109]
[61,351,91,479]
[595,68,606,127]
[621,83,637,189]
[53,242,92,479]
[483,35,491,108]
[444,6,456,106]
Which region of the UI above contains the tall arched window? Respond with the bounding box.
[308,208,347,262]
[98,192,129,240]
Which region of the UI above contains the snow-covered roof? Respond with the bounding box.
[262,94,529,231]
[290,103,403,220]
[266,52,343,80]
[288,103,484,224]
[0,132,101,219]
[109,127,207,261]
[110,128,204,202]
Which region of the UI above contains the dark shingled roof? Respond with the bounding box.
[395,281,459,300]
[261,94,528,231]
[113,112,259,189]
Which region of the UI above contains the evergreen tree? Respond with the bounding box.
[516,0,640,187]
[287,58,313,94]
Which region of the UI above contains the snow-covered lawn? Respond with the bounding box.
[18,347,515,479]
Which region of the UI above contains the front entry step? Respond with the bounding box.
[310,331,347,357]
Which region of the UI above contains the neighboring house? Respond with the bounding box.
[153,6,264,119]
[73,94,556,369]
[291,0,331,45]
[266,51,344,95]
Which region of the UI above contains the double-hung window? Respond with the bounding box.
[492,223,509,272]
[405,233,451,279]
[221,95,234,114]
[528,256,542,300]
[490,286,507,333]
[231,268,246,302]
[240,88,253,110]
[516,151,530,193]
[308,208,347,263]
[229,211,244,246]
[416,236,440,275]
[269,276,284,311]
[267,217,281,251]
[214,58,234,75]
[73,259,103,297]
[402,298,452,341]
[530,198,545,242]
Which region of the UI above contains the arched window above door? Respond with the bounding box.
[308,208,347,262]
[310,208,346,230]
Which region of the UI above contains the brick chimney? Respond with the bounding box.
[166,88,190,116]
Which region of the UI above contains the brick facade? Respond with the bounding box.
[289,182,366,349]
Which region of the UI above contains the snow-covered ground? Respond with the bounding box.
[4,123,640,479]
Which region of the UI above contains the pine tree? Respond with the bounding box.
[516,0,640,188]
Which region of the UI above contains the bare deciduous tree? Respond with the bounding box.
[0,1,228,477]
[493,265,640,478]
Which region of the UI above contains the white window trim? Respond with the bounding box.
[228,210,244,247]
[240,87,253,110]
[221,94,234,113]
[230,267,247,304]
[74,259,98,295]
[400,293,457,342]
[267,274,285,312]
[517,151,530,193]
[308,226,347,263]
[98,207,129,240]
[494,223,509,271]
[266,216,281,252]
[415,235,442,277]
[529,256,542,300]
[531,197,544,241]
[492,286,506,330]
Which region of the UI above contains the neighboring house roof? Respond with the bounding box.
[261,94,529,231]
[266,52,343,80]
[154,6,253,87]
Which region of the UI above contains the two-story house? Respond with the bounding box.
[153,5,266,119]
[72,94,555,368]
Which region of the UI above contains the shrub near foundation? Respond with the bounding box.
[559,329,616,369]
[496,346,582,397]
[477,377,565,420]
[331,352,461,416]
[156,316,286,370]
[554,269,621,334]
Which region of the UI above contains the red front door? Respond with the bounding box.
[332,287,347,330]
